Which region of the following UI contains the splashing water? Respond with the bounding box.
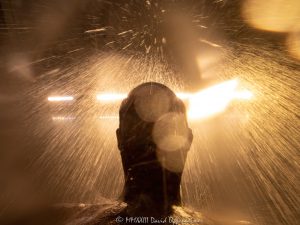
[0,1,299,225]
[20,50,298,225]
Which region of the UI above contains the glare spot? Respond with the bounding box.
[52,116,75,121]
[93,80,253,121]
[153,112,190,172]
[175,92,191,100]
[8,55,34,81]
[234,90,253,100]
[48,96,74,102]
[134,86,172,122]
[153,113,189,152]
[188,79,252,120]
[242,0,300,32]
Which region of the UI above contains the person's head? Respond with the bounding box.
[116,82,193,216]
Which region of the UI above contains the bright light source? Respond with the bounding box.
[188,79,252,120]
[95,80,252,120]
[175,93,192,100]
[52,116,75,121]
[48,96,74,102]
[234,90,253,100]
[99,115,119,119]
[96,93,127,102]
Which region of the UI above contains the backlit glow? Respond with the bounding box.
[242,0,300,33]
[96,80,252,120]
[52,116,75,121]
[51,80,252,120]
[234,90,253,100]
[48,96,74,102]
[188,79,252,120]
[96,93,127,102]
[176,92,192,100]
[99,115,119,119]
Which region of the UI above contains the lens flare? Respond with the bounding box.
[242,0,300,33]
[48,96,74,102]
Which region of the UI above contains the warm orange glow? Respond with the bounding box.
[96,93,127,102]
[52,116,75,121]
[95,80,252,120]
[242,0,300,33]
[96,92,192,102]
[51,80,252,120]
[188,79,253,120]
[99,116,119,119]
[48,96,74,102]
[175,92,192,100]
[234,90,253,100]
[287,32,300,60]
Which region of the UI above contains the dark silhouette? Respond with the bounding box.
[117,82,193,220]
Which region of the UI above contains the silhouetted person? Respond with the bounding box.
[116,82,193,221]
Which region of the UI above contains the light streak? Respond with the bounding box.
[48,96,74,102]
[99,116,119,119]
[234,90,253,100]
[188,79,252,120]
[96,93,127,102]
[96,79,252,120]
[49,79,252,120]
[52,116,75,121]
